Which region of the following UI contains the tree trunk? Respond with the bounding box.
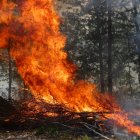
[95,0,105,93]
[127,33,133,95]
[8,42,12,101]
[132,0,140,83]
[99,41,105,93]
[128,63,133,95]
[107,0,113,93]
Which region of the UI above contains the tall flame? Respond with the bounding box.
[0,0,140,135]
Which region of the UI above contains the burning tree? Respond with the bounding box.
[0,0,140,138]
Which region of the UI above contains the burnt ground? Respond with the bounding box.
[0,129,138,140]
[0,98,139,140]
[0,119,114,140]
[0,129,114,140]
[0,118,138,140]
[0,97,112,140]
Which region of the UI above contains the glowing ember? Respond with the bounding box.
[0,0,140,135]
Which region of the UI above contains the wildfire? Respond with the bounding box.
[0,0,140,135]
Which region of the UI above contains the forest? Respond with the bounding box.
[0,0,140,139]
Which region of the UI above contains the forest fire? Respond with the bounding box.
[0,0,140,136]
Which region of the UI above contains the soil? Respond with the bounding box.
[0,130,117,140]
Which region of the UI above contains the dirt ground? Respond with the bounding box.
[0,129,115,140]
[0,130,138,140]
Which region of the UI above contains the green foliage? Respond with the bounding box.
[132,136,140,140]
[60,0,140,93]
[0,0,140,99]
[78,135,92,140]
[47,126,59,136]
[35,126,46,136]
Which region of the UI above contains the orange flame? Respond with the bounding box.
[0,0,140,135]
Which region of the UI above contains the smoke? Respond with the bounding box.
[0,0,140,136]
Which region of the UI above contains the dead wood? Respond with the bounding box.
[80,122,113,140]
[0,99,114,139]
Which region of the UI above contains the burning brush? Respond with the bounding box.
[0,0,140,137]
